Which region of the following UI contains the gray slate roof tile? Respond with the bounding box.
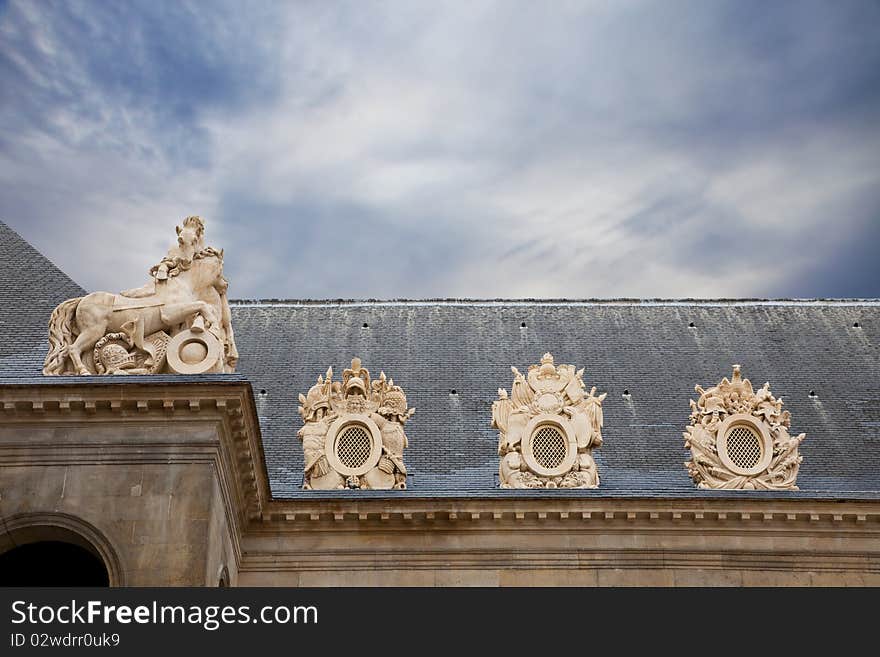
[227,299,880,500]
[0,220,84,370]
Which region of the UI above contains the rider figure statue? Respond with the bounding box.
[43,216,237,376]
[121,216,206,299]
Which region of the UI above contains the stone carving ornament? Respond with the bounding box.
[684,365,805,490]
[493,353,606,489]
[43,216,238,376]
[297,358,414,490]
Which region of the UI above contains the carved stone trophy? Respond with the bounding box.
[684,365,805,490]
[43,216,238,375]
[493,353,606,488]
[297,358,414,490]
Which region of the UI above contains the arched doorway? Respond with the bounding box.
[0,513,122,586]
[0,541,109,586]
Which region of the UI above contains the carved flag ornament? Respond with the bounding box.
[297,358,415,490]
[684,365,805,490]
[43,216,237,376]
[492,353,606,489]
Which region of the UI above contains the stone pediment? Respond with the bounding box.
[684,365,805,490]
[297,358,414,490]
[493,353,606,489]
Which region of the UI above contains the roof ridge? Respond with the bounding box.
[227,297,880,306]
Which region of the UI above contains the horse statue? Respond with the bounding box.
[43,216,238,376]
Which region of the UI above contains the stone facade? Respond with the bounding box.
[0,380,264,586]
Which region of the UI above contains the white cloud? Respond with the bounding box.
[1,0,878,298]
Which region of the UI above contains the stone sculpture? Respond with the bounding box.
[43,216,238,375]
[684,365,805,490]
[493,353,606,488]
[297,358,414,490]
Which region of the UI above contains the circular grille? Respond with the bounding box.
[531,426,567,469]
[335,425,372,469]
[726,425,763,469]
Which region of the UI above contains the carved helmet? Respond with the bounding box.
[702,393,725,414]
[94,335,136,374]
[378,387,408,420]
[301,381,330,420]
[345,374,367,397]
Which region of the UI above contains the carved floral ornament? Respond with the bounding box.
[43,216,238,376]
[492,353,606,489]
[684,365,805,490]
[297,358,414,490]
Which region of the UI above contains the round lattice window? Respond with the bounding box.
[335,425,372,469]
[725,425,763,470]
[716,414,773,477]
[324,416,383,477]
[520,417,577,478]
[532,426,567,469]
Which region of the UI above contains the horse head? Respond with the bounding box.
[187,247,226,292]
[174,216,205,261]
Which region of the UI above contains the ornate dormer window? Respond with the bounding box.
[297,358,414,490]
[684,365,805,490]
[492,353,606,489]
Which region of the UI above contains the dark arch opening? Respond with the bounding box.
[0,541,109,586]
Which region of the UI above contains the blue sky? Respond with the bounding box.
[1,0,879,298]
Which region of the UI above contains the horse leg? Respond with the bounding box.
[70,294,114,375]
[191,314,206,333]
[69,325,106,375]
[161,301,219,331]
[196,302,219,330]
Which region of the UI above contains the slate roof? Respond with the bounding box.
[0,220,878,501]
[0,220,84,375]
[231,299,880,500]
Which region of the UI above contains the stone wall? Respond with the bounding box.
[0,381,266,586]
[239,497,880,586]
[0,461,216,585]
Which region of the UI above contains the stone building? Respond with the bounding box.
[0,219,878,586]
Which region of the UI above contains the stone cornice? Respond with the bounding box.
[245,497,880,578]
[255,497,880,532]
[0,380,271,554]
[240,547,878,573]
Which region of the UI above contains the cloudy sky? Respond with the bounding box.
[1,0,879,299]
